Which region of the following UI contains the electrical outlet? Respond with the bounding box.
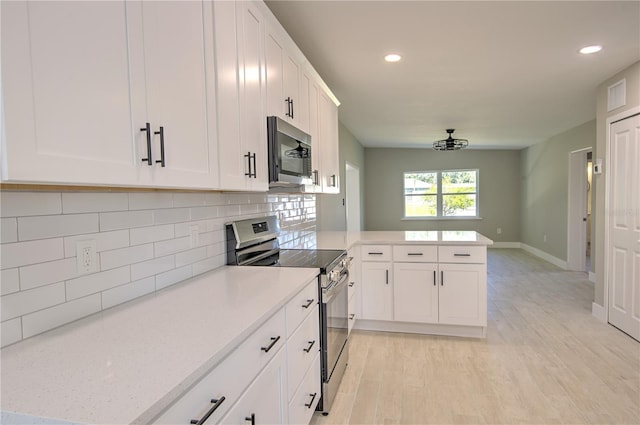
[190,225,199,248]
[76,240,97,274]
[497,227,502,235]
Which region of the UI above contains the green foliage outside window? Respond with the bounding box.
[404,170,478,217]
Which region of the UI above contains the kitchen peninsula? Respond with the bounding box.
[282,231,494,339]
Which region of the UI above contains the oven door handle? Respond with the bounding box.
[322,269,350,303]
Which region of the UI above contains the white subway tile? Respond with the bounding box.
[247,194,268,204]
[192,256,223,276]
[153,208,190,225]
[0,238,64,269]
[100,210,153,231]
[240,204,259,215]
[190,206,219,220]
[222,193,251,205]
[219,205,241,217]
[204,193,225,206]
[64,230,130,258]
[101,277,155,310]
[175,221,204,237]
[1,269,19,295]
[1,318,22,347]
[197,231,218,247]
[154,236,191,257]
[22,294,101,339]
[131,255,175,281]
[62,192,128,213]
[66,266,130,300]
[130,224,175,246]
[0,192,62,217]
[100,244,154,271]
[20,257,76,291]
[173,193,207,207]
[207,242,225,258]
[18,214,99,241]
[128,193,173,210]
[0,282,65,321]
[156,266,192,291]
[1,218,17,243]
[175,247,207,268]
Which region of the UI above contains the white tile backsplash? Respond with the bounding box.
[18,213,99,241]
[0,190,316,346]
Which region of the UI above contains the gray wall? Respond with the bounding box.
[593,60,640,306]
[316,122,365,231]
[363,148,521,242]
[520,120,595,262]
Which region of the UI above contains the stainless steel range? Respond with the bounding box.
[226,216,350,415]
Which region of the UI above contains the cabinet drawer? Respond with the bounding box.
[287,304,320,401]
[393,245,437,262]
[361,245,391,261]
[153,309,286,424]
[438,245,486,264]
[288,353,321,425]
[286,278,319,336]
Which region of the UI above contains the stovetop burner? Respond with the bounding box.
[277,249,346,272]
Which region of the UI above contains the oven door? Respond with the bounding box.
[320,270,349,381]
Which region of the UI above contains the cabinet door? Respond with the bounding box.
[1,1,137,185]
[308,81,322,192]
[219,348,287,425]
[265,30,285,120]
[360,262,393,321]
[393,263,438,324]
[128,1,217,189]
[215,1,267,191]
[318,92,340,193]
[438,263,487,326]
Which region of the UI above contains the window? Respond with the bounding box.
[404,170,478,218]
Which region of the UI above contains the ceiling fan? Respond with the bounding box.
[433,129,469,151]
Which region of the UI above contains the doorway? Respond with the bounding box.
[567,148,591,272]
[345,162,361,231]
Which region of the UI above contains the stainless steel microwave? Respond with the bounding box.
[267,116,313,187]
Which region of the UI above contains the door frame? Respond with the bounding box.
[567,147,591,271]
[604,105,640,323]
[345,161,361,231]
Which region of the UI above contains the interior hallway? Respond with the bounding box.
[311,249,640,425]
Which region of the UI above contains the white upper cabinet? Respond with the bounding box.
[128,1,218,189]
[215,1,268,191]
[318,91,340,194]
[265,23,309,133]
[1,1,218,189]
[1,1,138,185]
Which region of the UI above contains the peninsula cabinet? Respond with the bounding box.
[1,1,219,189]
[214,0,268,191]
[357,243,487,338]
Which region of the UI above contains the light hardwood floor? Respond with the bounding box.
[311,248,640,425]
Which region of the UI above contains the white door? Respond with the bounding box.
[607,114,640,341]
[567,148,590,271]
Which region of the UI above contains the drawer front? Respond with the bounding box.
[438,245,486,264]
[361,245,391,262]
[286,278,319,336]
[153,309,286,424]
[288,353,321,425]
[287,304,320,400]
[393,245,437,262]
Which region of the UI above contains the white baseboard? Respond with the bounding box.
[490,242,521,248]
[520,243,567,269]
[592,302,606,322]
[589,271,596,283]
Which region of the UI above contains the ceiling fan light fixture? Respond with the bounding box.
[433,129,469,151]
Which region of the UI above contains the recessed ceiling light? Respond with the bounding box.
[384,53,402,62]
[579,45,603,55]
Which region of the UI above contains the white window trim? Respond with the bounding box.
[403,169,479,219]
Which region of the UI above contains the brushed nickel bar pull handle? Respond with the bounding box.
[454,253,471,257]
[368,252,383,255]
[433,270,436,286]
[154,126,165,167]
[385,269,389,284]
[441,270,444,286]
[140,123,152,165]
[407,253,423,256]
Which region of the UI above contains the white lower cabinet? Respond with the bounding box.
[358,244,487,336]
[153,278,321,425]
[219,347,287,425]
[347,246,359,335]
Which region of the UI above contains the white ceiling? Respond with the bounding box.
[265,1,640,149]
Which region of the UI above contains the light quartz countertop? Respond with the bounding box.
[0,266,319,425]
[280,230,494,251]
